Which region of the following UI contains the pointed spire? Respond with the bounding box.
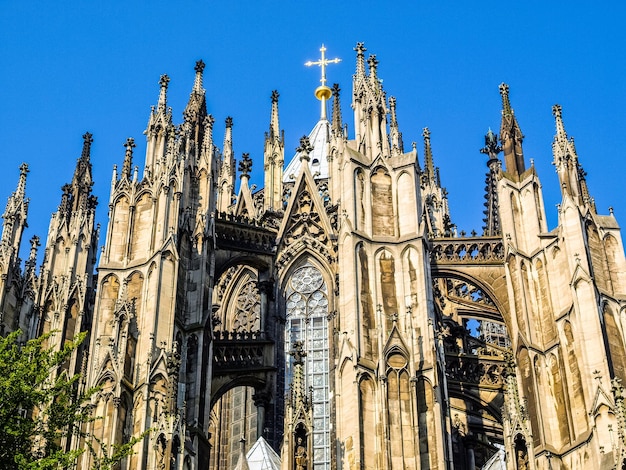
[218,117,236,214]
[289,341,307,404]
[233,437,250,470]
[480,129,502,236]
[367,54,378,82]
[499,83,512,115]
[24,235,40,275]
[67,132,95,213]
[498,83,526,176]
[201,114,215,156]
[423,127,435,180]
[389,96,403,155]
[193,59,205,94]
[15,163,28,203]
[551,104,593,210]
[354,42,367,78]
[158,74,170,111]
[224,116,234,164]
[81,132,93,162]
[122,138,135,179]
[269,90,280,140]
[264,92,284,213]
[331,83,343,135]
[1,163,29,254]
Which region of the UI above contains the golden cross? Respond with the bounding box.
[305,44,341,88]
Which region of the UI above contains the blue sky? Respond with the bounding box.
[1,1,625,261]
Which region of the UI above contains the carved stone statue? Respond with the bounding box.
[295,437,307,470]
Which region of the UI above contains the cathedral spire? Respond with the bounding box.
[192,59,205,94]
[157,74,170,112]
[331,83,343,136]
[367,54,378,84]
[389,96,403,156]
[480,129,502,236]
[0,163,29,255]
[264,91,284,212]
[289,341,307,405]
[68,132,95,214]
[423,127,435,181]
[269,90,280,139]
[121,137,135,180]
[551,104,594,211]
[217,117,235,213]
[354,42,367,79]
[498,83,526,177]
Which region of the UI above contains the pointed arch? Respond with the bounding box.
[371,166,395,237]
[416,377,438,469]
[375,248,398,332]
[397,171,417,236]
[220,266,260,332]
[356,242,376,356]
[358,375,378,468]
[110,195,130,262]
[99,274,120,337]
[586,221,611,291]
[518,348,541,447]
[535,258,556,344]
[508,255,527,338]
[563,320,587,434]
[282,257,332,470]
[130,191,154,259]
[604,304,626,383]
[605,234,626,294]
[355,167,366,231]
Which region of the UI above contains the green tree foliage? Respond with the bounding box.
[0,330,141,470]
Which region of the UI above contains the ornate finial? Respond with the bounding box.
[194,59,205,74]
[290,340,307,365]
[331,83,342,134]
[480,128,502,161]
[297,136,313,162]
[158,74,170,110]
[16,163,29,197]
[193,60,205,93]
[81,132,93,160]
[499,82,511,114]
[238,153,252,179]
[389,96,397,123]
[271,90,279,103]
[122,138,136,178]
[305,44,341,119]
[552,103,568,142]
[354,42,367,78]
[422,127,435,179]
[367,54,378,75]
[204,114,215,129]
[225,116,233,128]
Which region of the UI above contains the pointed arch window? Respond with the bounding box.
[285,262,331,470]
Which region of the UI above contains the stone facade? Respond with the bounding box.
[1,44,626,469]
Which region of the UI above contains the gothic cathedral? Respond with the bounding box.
[1,44,625,470]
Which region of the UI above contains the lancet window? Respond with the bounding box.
[285,263,331,470]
